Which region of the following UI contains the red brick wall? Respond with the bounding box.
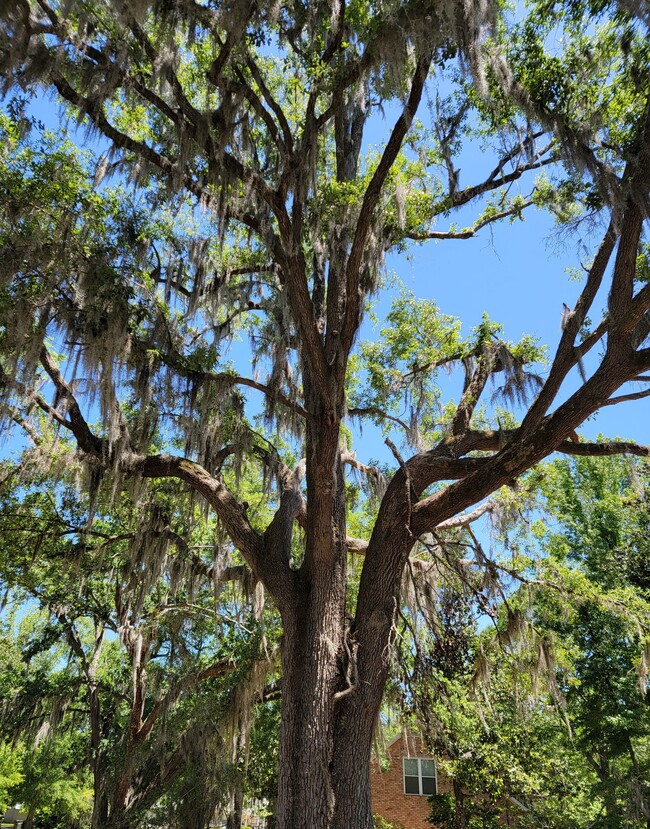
[370,734,450,829]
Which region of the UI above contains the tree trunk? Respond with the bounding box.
[274,394,366,829]
[276,576,348,829]
[327,602,398,829]
[453,779,466,829]
[274,535,395,828]
[226,706,248,829]
[270,377,418,829]
[329,485,416,828]
[92,791,109,829]
[268,649,381,829]
[23,802,37,829]
[226,789,243,829]
[89,683,108,829]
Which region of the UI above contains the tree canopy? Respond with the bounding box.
[1,1,650,827]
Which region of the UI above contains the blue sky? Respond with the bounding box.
[5,84,650,471]
[412,215,649,442]
[353,91,649,456]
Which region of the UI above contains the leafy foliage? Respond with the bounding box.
[0,452,278,829]
[1,1,650,828]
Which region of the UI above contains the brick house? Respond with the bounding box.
[370,733,451,829]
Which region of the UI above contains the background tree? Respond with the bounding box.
[0,449,277,829]
[0,600,95,829]
[1,2,650,827]
[393,456,650,829]
[534,455,650,827]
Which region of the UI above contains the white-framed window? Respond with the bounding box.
[403,757,437,796]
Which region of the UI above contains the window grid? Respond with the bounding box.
[403,757,437,796]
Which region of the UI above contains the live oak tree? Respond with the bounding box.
[2,1,650,827]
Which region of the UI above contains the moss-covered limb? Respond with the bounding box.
[39,346,109,457]
[147,340,311,423]
[128,454,261,558]
[34,347,270,579]
[340,51,433,373]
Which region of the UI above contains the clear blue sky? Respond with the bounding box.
[6,87,650,469]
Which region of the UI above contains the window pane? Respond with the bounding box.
[421,759,435,778]
[421,775,437,796]
[403,759,418,776]
[404,775,420,795]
